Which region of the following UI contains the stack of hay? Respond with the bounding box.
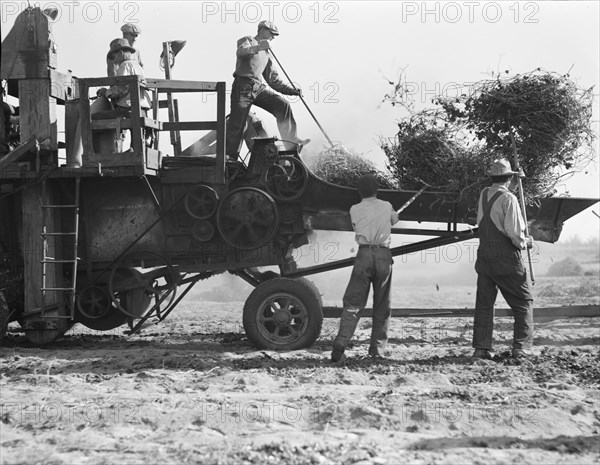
[383,69,595,204]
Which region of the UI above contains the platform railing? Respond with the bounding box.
[75,76,227,181]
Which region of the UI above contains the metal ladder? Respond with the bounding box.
[40,177,81,319]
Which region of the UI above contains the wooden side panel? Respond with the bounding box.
[22,182,61,312]
[18,79,57,151]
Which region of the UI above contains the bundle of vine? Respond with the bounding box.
[382,69,595,204]
[308,145,397,189]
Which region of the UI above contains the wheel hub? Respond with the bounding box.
[273,308,292,326]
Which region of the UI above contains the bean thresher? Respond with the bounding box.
[1,8,597,349]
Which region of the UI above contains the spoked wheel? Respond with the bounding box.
[108,253,179,320]
[77,285,111,319]
[264,156,308,201]
[75,280,128,331]
[184,184,219,219]
[243,278,323,350]
[217,187,279,250]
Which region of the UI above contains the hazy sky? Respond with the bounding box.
[2,0,599,239]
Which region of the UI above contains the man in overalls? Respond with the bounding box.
[473,159,535,359]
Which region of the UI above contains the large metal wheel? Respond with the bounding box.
[75,278,128,331]
[109,253,178,319]
[77,285,111,319]
[264,156,308,201]
[217,187,279,250]
[243,278,323,350]
[184,184,219,219]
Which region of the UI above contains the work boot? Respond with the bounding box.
[295,138,311,153]
[472,348,494,360]
[368,346,385,360]
[296,138,311,147]
[512,348,536,359]
[331,341,345,362]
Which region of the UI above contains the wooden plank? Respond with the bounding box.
[0,136,38,168]
[22,183,60,312]
[79,75,140,87]
[18,79,57,152]
[144,79,219,92]
[216,81,226,184]
[79,82,94,155]
[50,70,73,101]
[162,121,217,131]
[90,117,162,131]
[130,82,143,155]
[322,305,600,320]
[180,131,217,157]
[83,151,144,167]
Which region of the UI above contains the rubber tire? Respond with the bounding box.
[243,278,323,350]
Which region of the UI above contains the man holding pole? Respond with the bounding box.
[226,20,310,159]
[472,158,535,360]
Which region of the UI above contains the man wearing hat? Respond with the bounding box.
[226,20,309,159]
[98,38,151,151]
[331,175,399,362]
[472,158,535,360]
[107,23,143,76]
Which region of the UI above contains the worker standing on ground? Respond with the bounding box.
[472,158,535,360]
[226,20,309,159]
[107,23,143,77]
[331,175,399,362]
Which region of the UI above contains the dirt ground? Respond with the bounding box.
[1,276,599,465]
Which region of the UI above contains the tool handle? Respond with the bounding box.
[509,129,535,285]
[396,185,428,215]
[269,49,335,148]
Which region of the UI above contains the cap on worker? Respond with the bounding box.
[121,23,142,34]
[107,38,136,59]
[357,175,379,198]
[258,20,279,35]
[487,158,518,177]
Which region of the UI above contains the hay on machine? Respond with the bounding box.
[381,68,596,204]
[309,145,398,190]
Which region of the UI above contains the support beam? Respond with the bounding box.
[322,305,600,320]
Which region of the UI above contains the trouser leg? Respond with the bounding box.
[226,80,254,157]
[495,272,534,349]
[253,85,298,145]
[473,272,498,350]
[334,250,372,348]
[370,249,393,351]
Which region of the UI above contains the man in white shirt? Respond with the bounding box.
[331,175,399,362]
[473,158,535,359]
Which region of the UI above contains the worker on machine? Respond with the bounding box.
[226,20,309,160]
